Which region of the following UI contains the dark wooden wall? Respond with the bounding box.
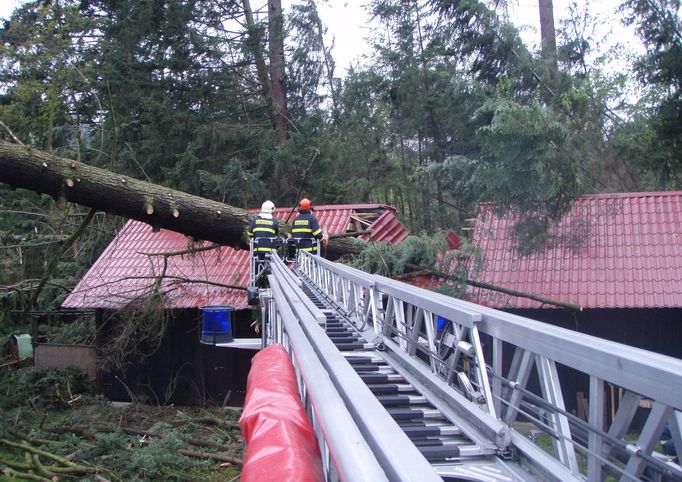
[507,307,682,358]
[497,307,681,421]
[96,308,258,406]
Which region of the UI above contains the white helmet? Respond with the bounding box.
[261,200,275,214]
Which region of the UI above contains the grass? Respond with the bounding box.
[523,427,676,482]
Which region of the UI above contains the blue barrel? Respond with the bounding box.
[200,306,233,344]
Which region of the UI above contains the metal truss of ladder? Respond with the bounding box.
[263,255,530,481]
[298,282,537,481]
[262,253,682,482]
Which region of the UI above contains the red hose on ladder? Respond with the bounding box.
[239,344,324,482]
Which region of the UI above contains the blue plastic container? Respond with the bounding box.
[200,306,234,344]
[436,316,449,333]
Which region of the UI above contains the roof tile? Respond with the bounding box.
[468,191,682,309]
[63,204,409,310]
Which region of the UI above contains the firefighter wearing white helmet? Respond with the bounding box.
[246,200,280,260]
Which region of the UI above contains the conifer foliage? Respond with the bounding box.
[0,0,679,312]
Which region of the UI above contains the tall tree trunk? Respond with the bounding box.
[0,140,362,259]
[539,0,558,91]
[242,0,277,131]
[268,0,288,144]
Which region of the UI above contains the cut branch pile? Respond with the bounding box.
[0,402,244,481]
[1,436,102,481]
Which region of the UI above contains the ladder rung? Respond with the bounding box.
[415,444,461,461]
[350,364,384,372]
[365,383,415,394]
[375,395,428,406]
[357,372,404,383]
[401,425,462,437]
[387,408,444,420]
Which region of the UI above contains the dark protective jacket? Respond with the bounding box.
[247,215,280,252]
[292,209,323,252]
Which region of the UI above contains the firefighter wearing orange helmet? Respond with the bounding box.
[292,198,327,252]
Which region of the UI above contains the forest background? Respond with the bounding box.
[0,0,680,325]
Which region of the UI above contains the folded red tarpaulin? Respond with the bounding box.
[239,344,324,482]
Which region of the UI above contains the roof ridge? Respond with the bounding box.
[575,191,682,200]
[478,190,682,208]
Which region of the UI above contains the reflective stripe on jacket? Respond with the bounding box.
[247,215,280,249]
[293,238,317,252]
[291,211,323,240]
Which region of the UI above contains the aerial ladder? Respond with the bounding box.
[243,242,682,482]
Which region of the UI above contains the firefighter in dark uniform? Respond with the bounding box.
[289,198,327,258]
[246,200,280,261]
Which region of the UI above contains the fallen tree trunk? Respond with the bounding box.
[0,140,363,259]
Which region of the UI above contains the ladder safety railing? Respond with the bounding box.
[296,252,682,482]
[266,254,442,482]
[264,270,389,482]
[285,237,321,263]
[248,237,284,287]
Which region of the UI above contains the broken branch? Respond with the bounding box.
[176,448,242,465]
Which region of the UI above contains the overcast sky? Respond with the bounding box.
[313,0,636,75]
[1,0,637,76]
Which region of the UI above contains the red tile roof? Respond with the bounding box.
[358,209,410,244]
[467,191,682,309]
[62,204,409,310]
[274,204,407,244]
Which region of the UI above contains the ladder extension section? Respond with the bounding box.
[262,253,682,482]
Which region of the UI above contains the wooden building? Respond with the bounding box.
[62,204,409,405]
[465,191,682,359]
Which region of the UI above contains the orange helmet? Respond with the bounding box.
[299,198,311,210]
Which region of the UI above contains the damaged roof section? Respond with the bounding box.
[62,204,409,311]
[276,204,408,244]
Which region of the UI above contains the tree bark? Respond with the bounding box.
[268,0,288,143]
[25,208,96,323]
[466,277,581,311]
[242,0,277,131]
[314,13,338,116]
[0,140,363,259]
[404,264,582,310]
[539,0,558,90]
[177,448,242,465]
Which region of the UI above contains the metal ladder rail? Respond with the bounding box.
[297,253,682,482]
[267,255,443,482]
[370,273,682,481]
[296,260,576,481]
[439,294,682,482]
[265,272,389,482]
[297,276,545,482]
[297,255,519,448]
[298,284,490,456]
